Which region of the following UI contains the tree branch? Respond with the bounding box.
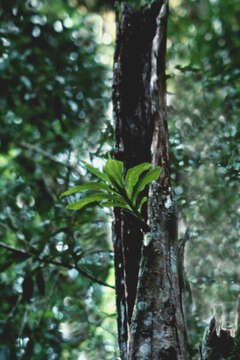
[0,242,114,290]
[17,141,82,176]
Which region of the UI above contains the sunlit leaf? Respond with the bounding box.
[66,193,107,210]
[60,182,111,198]
[125,162,152,200]
[66,192,125,210]
[82,160,109,182]
[138,196,147,213]
[133,167,161,205]
[103,159,124,188]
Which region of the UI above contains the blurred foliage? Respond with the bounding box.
[0,0,116,358]
[0,0,239,359]
[167,0,240,356]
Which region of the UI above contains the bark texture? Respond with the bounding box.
[112,2,163,358]
[112,2,240,359]
[112,1,188,359]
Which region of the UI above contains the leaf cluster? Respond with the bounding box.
[61,159,161,229]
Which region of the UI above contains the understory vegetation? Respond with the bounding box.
[0,0,239,358]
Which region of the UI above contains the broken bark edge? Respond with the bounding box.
[200,316,240,359]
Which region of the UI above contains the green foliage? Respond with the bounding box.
[103,159,124,188]
[61,159,161,228]
[167,0,240,355]
[0,0,239,358]
[0,0,115,358]
[132,167,162,206]
[125,162,152,200]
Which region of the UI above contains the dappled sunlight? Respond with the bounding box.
[0,0,239,358]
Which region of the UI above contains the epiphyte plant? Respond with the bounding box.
[60,158,161,231]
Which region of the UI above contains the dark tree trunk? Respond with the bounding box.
[112,1,188,359]
[112,1,240,359]
[112,2,161,358]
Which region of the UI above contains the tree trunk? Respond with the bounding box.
[112,1,188,359]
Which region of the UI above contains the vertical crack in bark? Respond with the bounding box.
[151,0,169,190]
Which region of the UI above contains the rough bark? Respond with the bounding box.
[112,2,163,358]
[128,1,188,358]
[129,193,187,359]
[112,1,240,359]
[112,1,188,358]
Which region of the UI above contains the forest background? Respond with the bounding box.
[0,0,239,359]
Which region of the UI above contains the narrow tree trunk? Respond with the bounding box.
[112,2,161,357]
[112,1,188,358]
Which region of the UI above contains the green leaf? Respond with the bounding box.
[138,196,147,213]
[66,193,109,210]
[66,192,125,210]
[103,159,124,188]
[125,162,152,200]
[133,166,161,205]
[60,182,111,198]
[81,160,109,182]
